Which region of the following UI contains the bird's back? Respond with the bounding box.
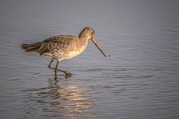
[21,35,88,61]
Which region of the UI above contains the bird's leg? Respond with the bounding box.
[55,61,59,74]
[48,59,58,79]
[53,61,58,80]
[48,59,71,77]
[48,59,54,69]
[55,61,72,78]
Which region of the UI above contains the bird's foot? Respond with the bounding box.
[65,71,72,78]
[55,69,72,78]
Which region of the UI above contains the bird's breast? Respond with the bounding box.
[55,39,88,61]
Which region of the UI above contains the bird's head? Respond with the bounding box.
[79,27,106,57]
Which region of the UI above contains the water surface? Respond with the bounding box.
[0,0,179,119]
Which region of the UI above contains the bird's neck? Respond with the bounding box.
[78,30,89,40]
[78,29,89,47]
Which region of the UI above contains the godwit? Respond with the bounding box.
[21,27,106,77]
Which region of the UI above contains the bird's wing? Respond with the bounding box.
[38,35,78,55]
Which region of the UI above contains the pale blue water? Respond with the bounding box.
[0,0,179,119]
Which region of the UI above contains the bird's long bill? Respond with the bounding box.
[91,38,106,57]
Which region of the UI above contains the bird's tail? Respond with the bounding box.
[21,43,41,52]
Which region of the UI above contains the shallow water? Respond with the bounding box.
[0,0,179,119]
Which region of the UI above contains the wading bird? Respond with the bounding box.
[21,27,106,78]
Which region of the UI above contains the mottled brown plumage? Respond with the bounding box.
[21,27,106,78]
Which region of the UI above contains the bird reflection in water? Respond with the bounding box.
[29,78,98,118]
